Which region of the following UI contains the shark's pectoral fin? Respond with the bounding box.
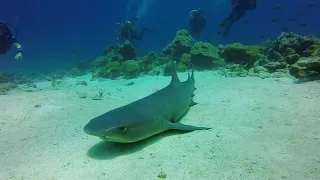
[168,122,211,131]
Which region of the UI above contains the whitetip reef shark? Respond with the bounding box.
[83,63,211,143]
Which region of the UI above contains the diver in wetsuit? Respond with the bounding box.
[219,0,257,37]
[189,8,207,39]
[0,19,23,60]
[116,19,153,42]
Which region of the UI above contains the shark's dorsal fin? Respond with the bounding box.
[170,61,180,85]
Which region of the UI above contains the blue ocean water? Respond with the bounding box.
[1,0,319,71]
[1,1,320,179]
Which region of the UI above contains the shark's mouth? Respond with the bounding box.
[99,136,133,143]
[99,136,109,140]
[99,136,119,141]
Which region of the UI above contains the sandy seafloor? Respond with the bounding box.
[0,71,319,180]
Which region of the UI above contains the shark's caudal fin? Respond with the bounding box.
[170,61,180,85]
[187,64,195,81]
[191,64,195,81]
[168,122,211,131]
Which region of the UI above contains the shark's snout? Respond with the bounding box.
[83,123,104,137]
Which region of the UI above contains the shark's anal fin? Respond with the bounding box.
[190,99,198,106]
[168,122,211,131]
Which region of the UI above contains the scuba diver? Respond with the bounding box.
[0,19,23,60]
[219,0,257,37]
[116,19,154,42]
[189,8,207,39]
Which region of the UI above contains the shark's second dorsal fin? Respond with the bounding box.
[170,61,180,85]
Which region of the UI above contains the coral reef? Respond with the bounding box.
[101,40,137,62]
[0,83,17,95]
[290,57,320,79]
[268,32,320,57]
[161,29,193,60]
[263,61,288,72]
[303,44,320,57]
[139,51,160,73]
[93,61,121,79]
[220,43,264,67]
[283,48,300,64]
[118,40,138,60]
[121,60,140,79]
[80,30,320,82]
[189,42,223,68]
[92,40,138,79]
[2,30,320,96]
[0,72,32,94]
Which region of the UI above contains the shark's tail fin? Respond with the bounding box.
[187,63,195,81]
[191,64,195,81]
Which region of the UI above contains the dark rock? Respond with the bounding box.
[263,62,288,72]
[270,32,320,56]
[290,57,320,79]
[284,54,300,64]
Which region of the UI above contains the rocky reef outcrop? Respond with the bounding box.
[161,29,193,60]
[87,30,320,81]
[268,32,320,56]
[290,57,320,79]
[3,30,320,96]
[189,42,224,68]
[92,40,140,79]
[0,72,31,95]
[220,43,264,67]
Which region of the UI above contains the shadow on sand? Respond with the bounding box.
[293,76,320,84]
[86,130,185,160]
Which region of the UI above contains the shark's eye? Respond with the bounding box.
[118,127,127,134]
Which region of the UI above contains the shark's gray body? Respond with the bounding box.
[83,64,210,143]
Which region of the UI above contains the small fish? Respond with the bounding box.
[243,20,249,24]
[272,5,283,10]
[259,36,265,39]
[272,18,280,23]
[299,10,305,14]
[216,32,221,35]
[300,23,307,27]
[308,2,316,8]
[288,18,297,22]
[282,27,289,32]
